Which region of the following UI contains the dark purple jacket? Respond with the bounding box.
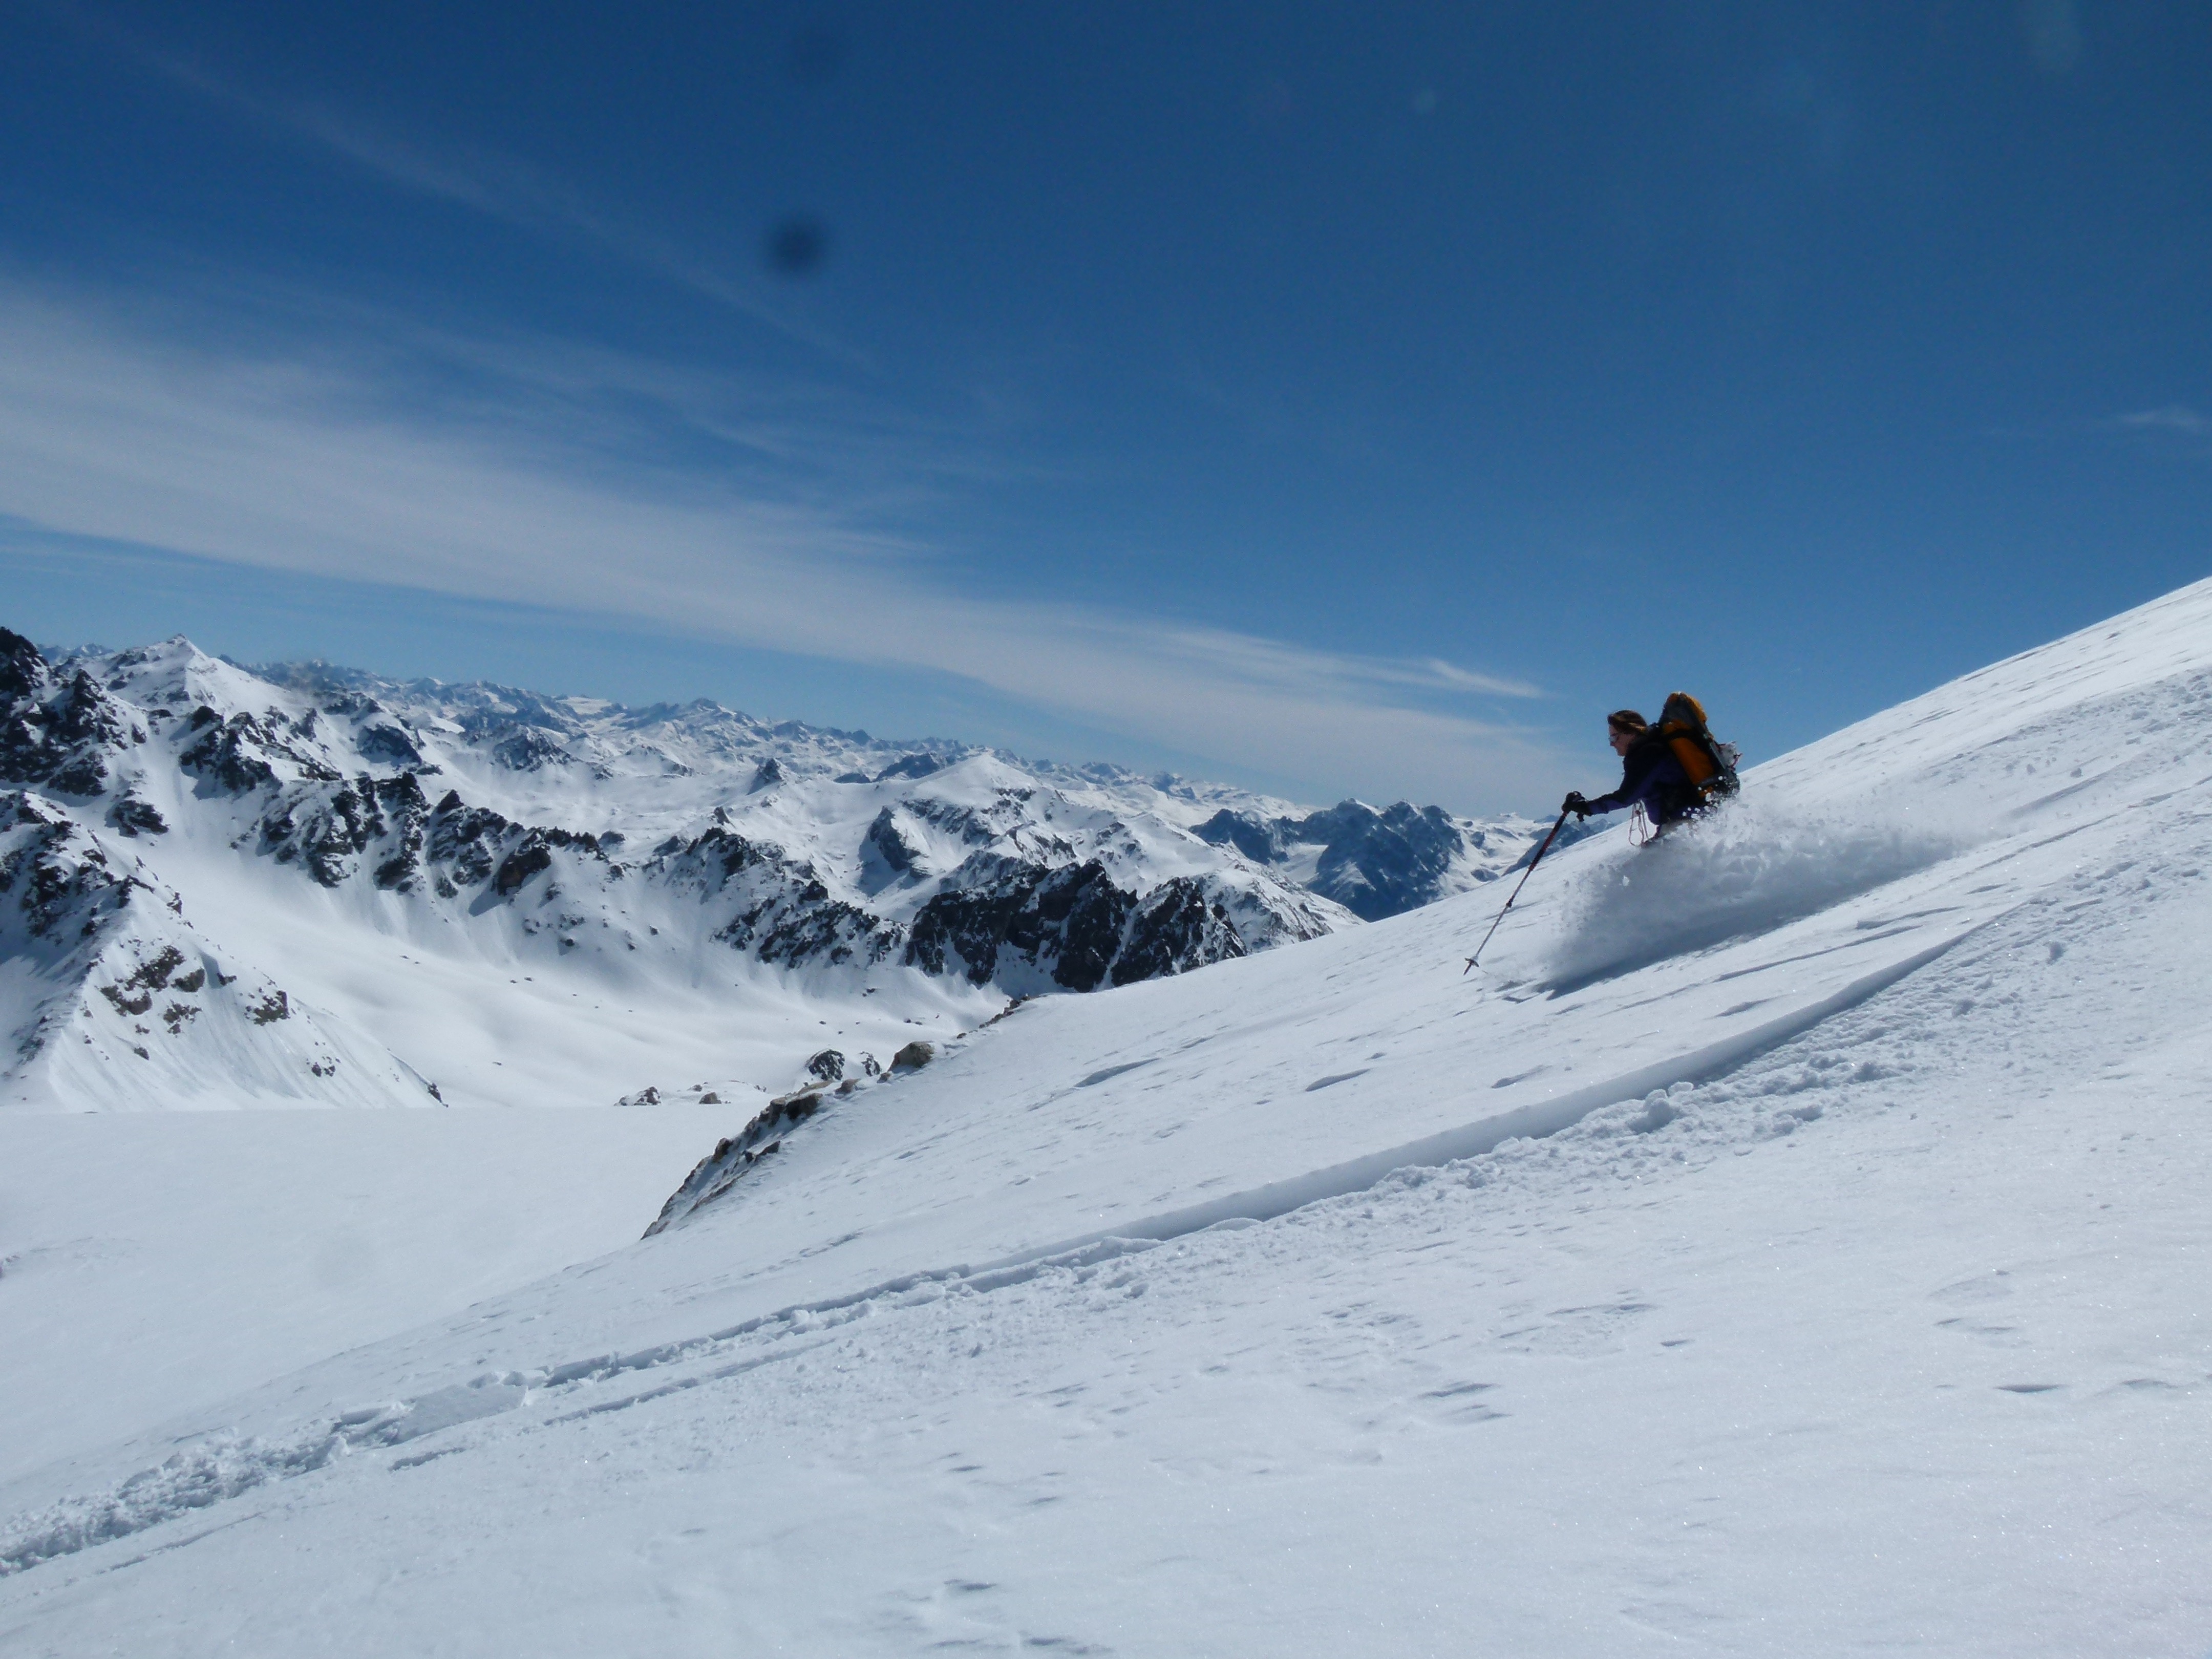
[1586,733,1696,825]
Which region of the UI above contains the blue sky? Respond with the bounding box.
[3,2,2209,812]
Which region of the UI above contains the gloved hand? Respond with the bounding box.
[1562,792,1588,820]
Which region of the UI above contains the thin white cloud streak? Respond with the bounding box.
[2118,405,2212,437]
[0,289,1569,810]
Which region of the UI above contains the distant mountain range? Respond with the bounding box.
[0,628,1539,1111]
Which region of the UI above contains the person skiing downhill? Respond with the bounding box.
[1562,709,1700,835]
[1466,697,1733,971]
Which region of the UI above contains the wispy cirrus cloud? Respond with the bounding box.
[2116,405,2212,437]
[0,283,1567,810]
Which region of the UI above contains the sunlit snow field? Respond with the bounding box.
[5,581,2212,1655]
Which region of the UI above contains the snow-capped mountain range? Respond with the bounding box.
[0,630,1538,1112]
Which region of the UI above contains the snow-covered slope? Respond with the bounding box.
[5,578,2212,1655]
[0,631,1537,1112]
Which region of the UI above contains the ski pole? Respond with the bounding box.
[1463,809,1571,974]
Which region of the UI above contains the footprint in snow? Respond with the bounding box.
[1930,1271,2014,1306]
[1304,1069,1369,1092]
[1498,1302,1655,1357]
[1418,1380,1506,1424]
[1076,1060,1151,1088]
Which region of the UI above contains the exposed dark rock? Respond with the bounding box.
[355,722,426,769]
[247,989,290,1024]
[1300,800,1466,921]
[178,711,282,794]
[45,670,133,752]
[749,758,784,792]
[903,794,1030,850]
[0,629,43,703]
[902,858,1101,986]
[905,857,1237,992]
[805,1048,844,1082]
[88,945,192,1023]
[906,867,1028,984]
[107,797,169,838]
[751,894,883,967]
[1,652,133,798]
[644,1083,836,1235]
[1194,808,1287,864]
[655,826,894,970]
[1200,797,1502,921]
[259,772,431,889]
[864,807,920,875]
[995,862,1131,992]
[1112,877,1245,986]
[426,793,511,890]
[0,795,141,941]
[890,1039,935,1071]
[493,841,555,897]
[875,753,943,781]
[98,985,154,1016]
[119,946,187,991]
[687,825,765,881]
[491,728,571,771]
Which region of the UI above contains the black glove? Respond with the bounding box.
[1562,792,1588,820]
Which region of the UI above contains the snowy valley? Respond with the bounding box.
[4,583,2212,1656]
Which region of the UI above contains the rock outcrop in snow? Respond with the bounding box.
[0,792,427,1109]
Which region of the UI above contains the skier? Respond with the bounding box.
[1562,709,1700,836]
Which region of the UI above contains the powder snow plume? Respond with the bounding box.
[1537,797,1974,988]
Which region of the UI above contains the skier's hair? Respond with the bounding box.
[1606,709,1648,736]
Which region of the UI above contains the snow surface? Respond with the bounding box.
[0,1104,731,1488]
[5,579,2212,1654]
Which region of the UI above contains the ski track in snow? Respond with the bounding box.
[6,580,2212,1653]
